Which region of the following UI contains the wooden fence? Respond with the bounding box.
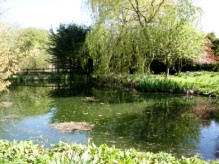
[19,68,79,74]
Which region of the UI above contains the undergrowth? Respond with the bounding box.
[0,140,216,164]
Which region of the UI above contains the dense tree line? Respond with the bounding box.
[0,0,216,91]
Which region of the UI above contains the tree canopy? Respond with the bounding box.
[48,23,90,73]
[0,25,51,91]
[0,24,22,91]
[207,32,219,56]
[16,28,50,69]
[85,0,206,77]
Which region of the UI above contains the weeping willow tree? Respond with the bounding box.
[154,0,206,78]
[85,0,205,76]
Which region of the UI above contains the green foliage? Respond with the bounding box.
[136,76,192,93]
[85,0,205,77]
[0,23,22,91]
[156,5,205,78]
[171,72,219,97]
[186,63,219,72]
[206,32,219,56]
[48,23,90,72]
[0,140,210,163]
[212,39,219,56]
[10,73,70,82]
[93,71,219,97]
[207,32,217,43]
[0,25,51,91]
[16,28,50,69]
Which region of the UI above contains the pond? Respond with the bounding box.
[0,82,219,161]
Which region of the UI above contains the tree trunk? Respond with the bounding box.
[69,58,73,82]
[177,59,182,75]
[146,63,151,74]
[165,61,170,78]
[166,66,170,78]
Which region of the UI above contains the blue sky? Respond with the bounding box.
[2,0,219,36]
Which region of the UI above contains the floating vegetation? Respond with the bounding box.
[0,101,13,108]
[1,114,19,122]
[50,122,94,133]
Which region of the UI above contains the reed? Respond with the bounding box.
[136,77,192,94]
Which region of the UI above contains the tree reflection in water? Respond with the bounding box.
[91,98,201,157]
[0,84,219,159]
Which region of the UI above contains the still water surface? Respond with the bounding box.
[0,83,219,160]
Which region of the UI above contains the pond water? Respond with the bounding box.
[0,82,219,161]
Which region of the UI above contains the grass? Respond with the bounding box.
[0,140,217,164]
[170,72,219,97]
[91,71,219,97]
[131,72,219,97]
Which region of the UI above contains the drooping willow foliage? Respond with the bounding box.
[85,0,206,77]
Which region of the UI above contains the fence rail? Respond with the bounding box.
[19,68,80,74]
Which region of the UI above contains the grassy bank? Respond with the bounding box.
[0,140,216,164]
[170,72,219,97]
[91,71,219,97]
[10,71,219,97]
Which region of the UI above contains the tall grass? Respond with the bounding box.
[136,77,192,94]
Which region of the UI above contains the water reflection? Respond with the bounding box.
[0,86,53,117]
[0,84,219,160]
[199,120,219,160]
[91,99,201,157]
